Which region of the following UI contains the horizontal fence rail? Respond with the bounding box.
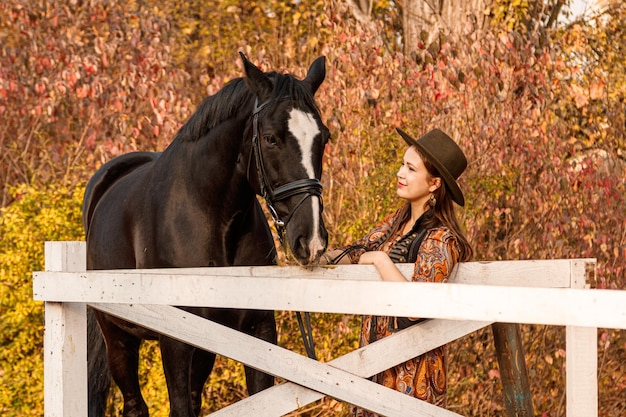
[34,266,624,329]
[33,241,626,417]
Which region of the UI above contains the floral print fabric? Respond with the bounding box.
[346,208,461,416]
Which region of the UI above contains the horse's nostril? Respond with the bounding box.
[293,236,320,265]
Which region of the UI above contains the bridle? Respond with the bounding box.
[248,97,323,245]
[248,96,323,360]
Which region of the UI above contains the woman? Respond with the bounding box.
[322,128,473,412]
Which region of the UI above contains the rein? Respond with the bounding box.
[249,97,323,360]
[249,97,323,245]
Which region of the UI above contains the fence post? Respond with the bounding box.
[566,259,597,417]
[43,241,87,417]
[492,323,534,416]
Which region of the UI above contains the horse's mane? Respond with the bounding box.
[174,72,318,143]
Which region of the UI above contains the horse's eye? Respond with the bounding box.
[263,134,277,146]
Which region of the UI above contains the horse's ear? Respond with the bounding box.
[303,56,326,95]
[240,52,273,100]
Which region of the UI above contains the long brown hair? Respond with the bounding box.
[384,147,473,262]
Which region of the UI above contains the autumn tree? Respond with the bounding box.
[0,1,193,206]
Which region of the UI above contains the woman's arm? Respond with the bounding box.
[358,251,409,282]
[359,229,460,283]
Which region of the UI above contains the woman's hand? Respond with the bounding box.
[358,251,409,282]
[358,251,391,268]
[319,249,351,265]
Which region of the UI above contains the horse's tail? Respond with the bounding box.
[88,307,110,417]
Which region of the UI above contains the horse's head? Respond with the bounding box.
[240,53,329,265]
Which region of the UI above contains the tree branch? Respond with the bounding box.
[345,0,374,26]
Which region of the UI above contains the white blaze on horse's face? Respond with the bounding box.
[288,108,325,262]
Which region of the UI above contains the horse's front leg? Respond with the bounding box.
[244,310,277,394]
[159,336,196,417]
[95,312,149,417]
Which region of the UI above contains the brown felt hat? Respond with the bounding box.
[396,128,467,206]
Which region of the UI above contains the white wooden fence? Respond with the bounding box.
[33,241,626,417]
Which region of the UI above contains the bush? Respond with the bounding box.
[0,184,83,416]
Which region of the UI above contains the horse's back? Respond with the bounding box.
[83,152,160,232]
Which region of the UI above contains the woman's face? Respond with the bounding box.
[396,146,440,205]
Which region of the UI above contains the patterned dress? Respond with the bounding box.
[344,208,461,416]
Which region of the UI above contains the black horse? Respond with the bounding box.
[82,53,329,417]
